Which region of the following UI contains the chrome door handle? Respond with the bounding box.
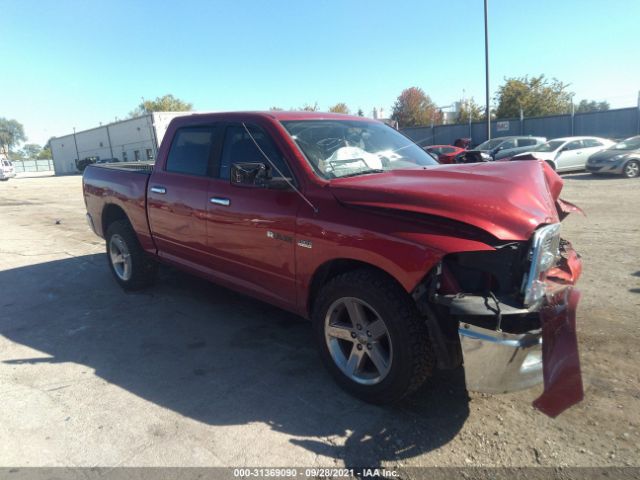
[150,186,166,194]
[210,197,230,206]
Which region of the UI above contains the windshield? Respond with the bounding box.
[611,136,640,150]
[532,140,565,152]
[281,120,438,179]
[475,138,505,150]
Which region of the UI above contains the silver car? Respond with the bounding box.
[510,136,614,172]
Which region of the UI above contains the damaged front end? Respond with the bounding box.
[416,220,583,417]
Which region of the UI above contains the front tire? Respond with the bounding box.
[312,269,435,404]
[105,219,157,291]
[623,160,639,178]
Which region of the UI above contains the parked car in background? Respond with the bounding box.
[586,135,640,178]
[455,136,546,163]
[510,137,614,172]
[0,160,16,181]
[423,145,465,164]
[453,138,472,149]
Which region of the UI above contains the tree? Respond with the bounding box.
[494,75,573,118]
[0,118,26,153]
[299,102,319,112]
[575,99,610,113]
[269,106,283,111]
[357,108,364,117]
[37,147,52,159]
[391,87,439,128]
[328,103,350,114]
[21,143,42,159]
[455,98,485,123]
[128,94,193,118]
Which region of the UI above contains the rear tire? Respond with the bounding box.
[312,269,435,404]
[105,219,157,291]
[623,160,639,178]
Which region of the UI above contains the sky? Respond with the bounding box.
[1,0,639,146]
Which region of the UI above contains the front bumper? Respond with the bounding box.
[459,323,542,393]
[456,241,583,417]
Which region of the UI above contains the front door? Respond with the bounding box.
[205,122,300,309]
[555,140,584,171]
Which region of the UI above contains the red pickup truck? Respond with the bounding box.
[83,111,583,416]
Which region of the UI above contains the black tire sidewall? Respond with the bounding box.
[313,271,430,403]
[105,220,155,290]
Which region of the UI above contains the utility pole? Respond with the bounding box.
[570,93,575,135]
[106,124,115,160]
[637,90,640,134]
[72,127,80,169]
[484,0,491,140]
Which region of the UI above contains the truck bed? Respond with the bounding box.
[90,161,154,174]
[83,163,155,251]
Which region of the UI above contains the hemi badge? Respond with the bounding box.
[297,240,313,249]
[267,230,293,243]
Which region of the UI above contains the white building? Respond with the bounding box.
[50,112,194,175]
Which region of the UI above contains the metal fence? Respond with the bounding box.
[401,107,640,147]
[11,159,54,173]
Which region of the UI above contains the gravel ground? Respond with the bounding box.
[0,173,638,468]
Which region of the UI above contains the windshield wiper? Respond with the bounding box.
[337,169,386,178]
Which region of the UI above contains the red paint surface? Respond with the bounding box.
[534,244,584,417]
[534,288,583,417]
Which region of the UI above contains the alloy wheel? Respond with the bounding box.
[324,297,393,385]
[109,234,132,281]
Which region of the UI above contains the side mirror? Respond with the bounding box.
[230,162,269,187]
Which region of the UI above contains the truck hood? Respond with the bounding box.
[329,161,561,241]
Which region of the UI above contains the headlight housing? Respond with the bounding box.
[521,223,561,306]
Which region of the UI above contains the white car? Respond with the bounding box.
[510,136,614,172]
[0,160,16,181]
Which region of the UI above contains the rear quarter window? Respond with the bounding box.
[166,126,218,176]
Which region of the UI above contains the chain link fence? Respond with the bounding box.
[11,159,55,173]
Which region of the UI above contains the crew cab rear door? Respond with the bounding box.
[147,124,223,267]
[205,121,300,310]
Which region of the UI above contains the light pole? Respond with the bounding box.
[484,0,491,140]
[72,127,80,169]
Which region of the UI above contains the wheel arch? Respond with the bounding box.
[306,258,409,318]
[102,203,130,236]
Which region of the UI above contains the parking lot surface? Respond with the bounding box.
[0,174,639,467]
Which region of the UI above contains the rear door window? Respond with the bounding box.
[582,139,603,148]
[166,126,218,176]
[564,140,583,151]
[517,138,537,147]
